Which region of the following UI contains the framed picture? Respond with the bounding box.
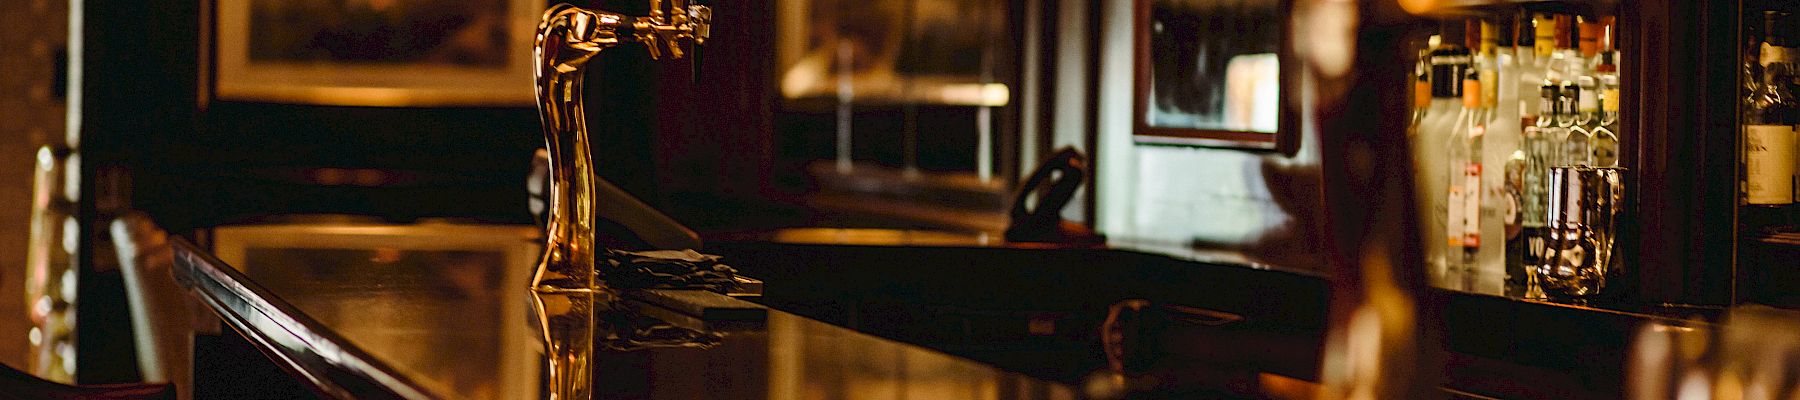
[210,222,543,397]
[1133,0,1289,149]
[775,0,1012,106]
[214,0,545,107]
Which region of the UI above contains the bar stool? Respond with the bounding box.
[110,213,194,400]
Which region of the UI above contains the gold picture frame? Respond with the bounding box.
[213,0,545,107]
[775,0,1012,107]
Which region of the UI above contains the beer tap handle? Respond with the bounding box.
[688,4,711,45]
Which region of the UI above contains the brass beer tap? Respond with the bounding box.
[531,2,710,290]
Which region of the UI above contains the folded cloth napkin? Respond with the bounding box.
[600,249,741,293]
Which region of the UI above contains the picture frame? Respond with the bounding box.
[213,0,545,107]
[1132,0,1290,150]
[775,0,1012,107]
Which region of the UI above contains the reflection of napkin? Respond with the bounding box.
[600,249,741,293]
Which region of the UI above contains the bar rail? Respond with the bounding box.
[170,237,435,400]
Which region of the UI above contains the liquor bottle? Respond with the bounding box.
[1578,18,1604,77]
[1508,114,1550,296]
[1567,76,1598,167]
[1744,12,1798,228]
[1594,18,1622,168]
[1517,12,1544,119]
[1449,67,1489,288]
[1419,28,1471,280]
[1477,17,1513,293]
[1552,15,1581,129]
[1572,17,1604,167]
[1473,19,1499,118]
[1423,32,1469,140]
[1507,11,1547,294]
[1594,74,1622,167]
[1533,13,1563,144]
[1557,80,1588,166]
[1539,83,1562,163]
[1534,13,1558,68]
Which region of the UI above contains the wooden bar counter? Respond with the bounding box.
[168,234,1079,399]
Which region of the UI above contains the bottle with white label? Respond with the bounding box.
[1449,68,1489,289]
[1749,14,1792,225]
[1420,28,1471,282]
[1744,39,1798,212]
[1478,18,1515,294]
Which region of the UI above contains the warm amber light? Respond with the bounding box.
[1396,0,1442,15]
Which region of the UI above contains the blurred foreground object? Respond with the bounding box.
[1629,306,1800,400]
[25,146,76,382]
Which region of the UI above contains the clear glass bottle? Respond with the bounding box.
[1419,29,1470,282]
[1539,83,1563,166]
[1594,18,1622,169]
[1558,81,1589,166]
[1566,76,1598,167]
[1593,74,1622,167]
[1506,12,1544,294]
[1474,17,1512,294]
[1449,68,1489,288]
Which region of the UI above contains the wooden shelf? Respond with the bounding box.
[1751,232,1800,248]
[1405,0,1620,18]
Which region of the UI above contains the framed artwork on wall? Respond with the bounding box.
[774,0,1012,106]
[1133,0,1288,149]
[213,0,544,107]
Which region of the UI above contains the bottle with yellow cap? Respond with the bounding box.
[1418,23,1472,282]
[1448,66,1490,289]
[1476,16,1515,293]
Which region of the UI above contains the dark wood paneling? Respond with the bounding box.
[73,0,203,383]
[1627,0,1740,305]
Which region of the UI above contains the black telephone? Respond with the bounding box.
[1005,147,1104,244]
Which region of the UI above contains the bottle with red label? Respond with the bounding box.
[1449,65,1490,288]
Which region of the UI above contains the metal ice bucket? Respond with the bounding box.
[1536,166,1625,298]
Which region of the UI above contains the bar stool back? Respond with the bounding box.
[111,213,194,400]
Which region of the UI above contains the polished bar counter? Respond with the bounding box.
[163,224,1745,399]
[169,234,1080,399]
